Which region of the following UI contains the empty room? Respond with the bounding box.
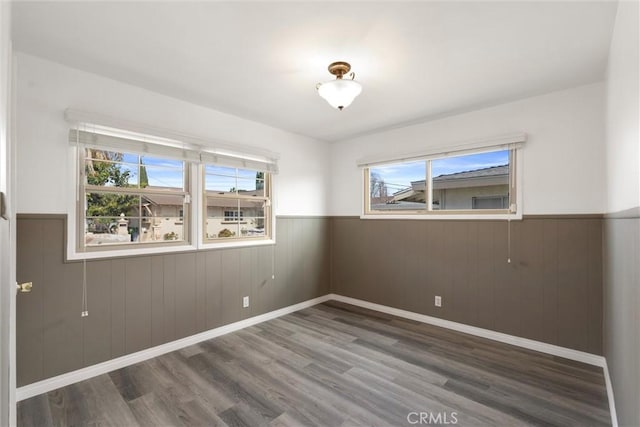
[0,1,638,426]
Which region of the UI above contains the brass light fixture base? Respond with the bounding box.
[327,61,351,79]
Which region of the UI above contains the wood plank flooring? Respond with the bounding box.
[18,301,611,426]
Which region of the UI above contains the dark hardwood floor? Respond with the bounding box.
[18,301,611,426]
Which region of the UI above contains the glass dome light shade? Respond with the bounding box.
[317,79,363,110]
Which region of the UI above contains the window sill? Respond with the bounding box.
[66,236,276,260]
[200,238,275,250]
[67,243,199,261]
[360,212,523,220]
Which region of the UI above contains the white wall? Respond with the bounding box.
[606,0,639,213]
[603,2,640,427]
[330,82,606,216]
[15,53,331,216]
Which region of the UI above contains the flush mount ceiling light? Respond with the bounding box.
[316,61,362,111]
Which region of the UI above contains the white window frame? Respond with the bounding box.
[359,133,525,220]
[67,138,200,261]
[65,110,278,260]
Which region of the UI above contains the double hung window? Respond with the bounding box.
[82,148,189,248]
[204,166,270,240]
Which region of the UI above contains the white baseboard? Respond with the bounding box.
[16,291,619,427]
[328,293,618,427]
[328,294,605,366]
[16,294,331,402]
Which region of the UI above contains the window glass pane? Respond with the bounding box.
[205,197,237,239]
[369,161,426,211]
[87,153,185,190]
[85,217,133,246]
[140,194,185,242]
[204,197,266,239]
[431,150,509,210]
[237,168,258,179]
[85,192,140,246]
[122,163,139,187]
[138,157,184,190]
[205,174,237,194]
[86,192,140,218]
[204,167,266,197]
[127,218,142,243]
[236,177,265,196]
[85,192,186,246]
[85,160,138,188]
[141,157,183,169]
[142,166,184,190]
[205,165,237,176]
[241,200,266,238]
[122,153,139,164]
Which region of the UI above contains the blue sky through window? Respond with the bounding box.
[371,161,425,194]
[119,155,185,188]
[432,150,508,177]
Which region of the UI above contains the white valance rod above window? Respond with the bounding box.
[69,128,202,163]
[65,109,280,173]
[356,132,527,168]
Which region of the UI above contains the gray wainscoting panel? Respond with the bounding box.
[174,253,198,339]
[110,259,126,359]
[16,219,44,386]
[204,250,222,330]
[84,259,113,367]
[150,256,164,348]
[330,217,604,355]
[17,214,601,388]
[603,213,640,427]
[42,220,83,380]
[16,216,331,386]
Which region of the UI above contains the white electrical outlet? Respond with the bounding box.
[243,296,249,308]
[434,296,442,307]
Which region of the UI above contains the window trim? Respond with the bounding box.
[64,113,279,260]
[361,146,523,220]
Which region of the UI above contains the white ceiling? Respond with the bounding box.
[12,1,617,142]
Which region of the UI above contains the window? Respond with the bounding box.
[81,148,190,249]
[365,148,517,215]
[204,165,271,241]
[67,112,279,258]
